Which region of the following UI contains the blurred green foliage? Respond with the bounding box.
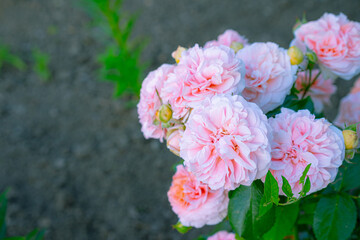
[83,0,147,98]
[32,49,51,82]
[0,190,45,240]
[0,44,26,72]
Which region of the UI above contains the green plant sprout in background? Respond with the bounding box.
[0,190,44,240]
[0,44,26,72]
[83,0,147,98]
[32,49,51,82]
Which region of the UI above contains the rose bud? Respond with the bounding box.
[166,126,184,156]
[343,129,359,150]
[172,46,186,64]
[287,46,304,65]
[230,41,244,53]
[158,104,173,123]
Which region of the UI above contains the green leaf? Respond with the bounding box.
[194,236,207,240]
[25,229,44,240]
[299,164,311,184]
[302,176,311,195]
[266,94,298,118]
[32,49,51,81]
[263,171,279,205]
[263,202,300,240]
[259,196,273,217]
[228,181,275,239]
[296,96,315,113]
[341,154,360,191]
[281,176,293,198]
[0,45,26,71]
[266,94,315,118]
[0,190,8,240]
[297,201,317,225]
[313,194,357,240]
[209,219,232,235]
[235,234,245,240]
[172,222,191,234]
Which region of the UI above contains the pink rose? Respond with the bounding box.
[269,108,345,197]
[166,125,184,156]
[335,92,360,128]
[180,95,272,190]
[295,70,337,113]
[167,165,229,228]
[137,64,175,141]
[237,42,297,113]
[351,76,360,94]
[204,29,248,48]
[208,231,236,240]
[161,44,245,119]
[293,13,360,80]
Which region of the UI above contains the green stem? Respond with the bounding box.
[301,70,321,99]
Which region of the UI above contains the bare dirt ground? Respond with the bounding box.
[0,0,359,239]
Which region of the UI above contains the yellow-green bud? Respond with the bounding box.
[230,41,244,53]
[343,130,359,150]
[172,46,186,64]
[287,46,304,65]
[306,51,318,63]
[158,104,173,123]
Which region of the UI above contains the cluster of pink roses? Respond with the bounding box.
[138,12,359,236]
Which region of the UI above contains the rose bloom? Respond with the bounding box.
[269,108,345,197]
[295,70,337,113]
[350,76,360,94]
[161,44,245,119]
[180,95,272,191]
[335,92,360,128]
[292,13,360,80]
[166,125,184,156]
[237,42,297,113]
[208,231,236,240]
[137,64,175,141]
[167,165,229,228]
[204,29,248,48]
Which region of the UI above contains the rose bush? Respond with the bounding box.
[138,12,360,240]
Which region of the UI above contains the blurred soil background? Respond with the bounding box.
[0,0,360,239]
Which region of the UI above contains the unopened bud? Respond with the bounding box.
[230,41,244,53]
[343,130,359,150]
[158,104,173,123]
[172,46,186,64]
[305,51,318,63]
[166,126,185,156]
[287,46,304,65]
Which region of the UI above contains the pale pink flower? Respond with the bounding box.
[166,125,184,156]
[208,231,236,240]
[137,64,175,141]
[160,65,190,119]
[237,42,297,113]
[293,13,360,80]
[350,76,360,94]
[167,165,229,228]
[162,44,245,119]
[180,95,272,191]
[269,108,345,197]
[335,92,360,128]
[295,70,337,113]
[204,29,248,48]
